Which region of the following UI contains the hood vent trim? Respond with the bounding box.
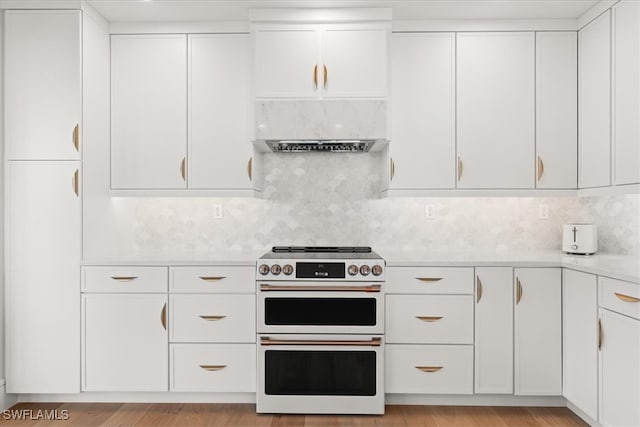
[265,140,376,153]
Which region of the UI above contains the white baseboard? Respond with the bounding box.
[566,401,601,427]
[386,394,566,407]
[0,384,18,411]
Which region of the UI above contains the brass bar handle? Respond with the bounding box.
[261,337,381,347]
[313,64,318,89]
[598,318,603,350]
[416,366,443,373]
[247,158,252,181]
[180,158,186,182]
[199,315,226,321]
[73,124,79,152]
[515,277,523,304]
[200,365,227,372]
[537,156,545,182]
[476,276,483,303]
[458,157,463,181]
[390,158,395,181]
[111,276,138,282]
[199,276,226,282]
[416,277,443,283]
[260,284,381,293]
[614,292,640,303]
[323,64,328,89]
[415,316,443,322]
[160,303,167,330]
[72,169,79,196]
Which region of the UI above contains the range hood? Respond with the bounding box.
[254,100,388,153]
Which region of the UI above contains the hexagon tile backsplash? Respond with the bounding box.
[107,153,640,260]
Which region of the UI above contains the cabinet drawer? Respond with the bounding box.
[386,267,474,294]
[386,295,474,344]
[170,266,254,293]
[386,344,473,394]
[170,294,255,343]
[170,344,256,392]
[600,277,640,320]
[82,266,168,293]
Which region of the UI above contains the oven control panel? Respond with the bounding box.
[256,260,385,281]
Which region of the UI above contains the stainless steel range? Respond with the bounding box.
[255,246,385,415]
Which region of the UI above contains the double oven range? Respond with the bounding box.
[255,246,385,415]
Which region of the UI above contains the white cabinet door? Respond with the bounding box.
[457,33,535,189]
[613,1,640,185]
[514,268,562,395]
[253,29,319,98]
[474,267,513,394]
[599,309,640,427]
[322,28,387,98]
[111,35,187,189]
[390,33,455,190]
[189,35,252,189]
[4,10,81,160]
[579,11,611,188]
[563,269,598,420]
[82,294,168,391]
[536,32,578,189]
[5,161,80,393]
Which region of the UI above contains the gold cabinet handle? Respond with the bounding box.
[476,276,483,303]
[537,156,545,182]
[390,158,395,181]
[160,303,167,330]
[515,277,523,304]
[111,276,138,282]
[73,124,79,152]
[416,366,443,373]
[323,64,328,89]
[458,157,463,181]
[199,276,226,282]
[199,315,226,321]
[200,365,227,372]
[416,277,443,283]
[313,64,318,89]
[415,316,443,322]
[614,292,640,303]
[598,318,603,350]
[247,158,252,181]
[180,158,186,181]
[72,169,79,196]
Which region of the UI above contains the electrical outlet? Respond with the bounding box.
[538,204,549,220]
[425,204,436,220]
[212,203,224,219]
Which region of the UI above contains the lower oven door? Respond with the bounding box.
[257,334,384,415]
[257,282,384,334]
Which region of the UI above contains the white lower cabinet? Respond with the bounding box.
[82,293,168,391]
[514,268,562,395]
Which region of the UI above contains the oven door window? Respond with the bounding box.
[265,298,376,326]
[265,350,376,396]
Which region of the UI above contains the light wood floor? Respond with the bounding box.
[0,403,587,426]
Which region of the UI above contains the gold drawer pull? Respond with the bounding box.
[323,64,328,88]
[180,157,186,181]
[247,158,252,181]
[476,276,483,303]
[458,157,463,181]
[416,366,443,373]
[161,303,167,330]
[72,169,79,196]
[200,365,226,372]
[416,277,443,283]
[614,292,640,303]
[537,156,545,181]
[199,315,226,321]
[313,64,318,89]
[515,277,523,304]
[415,316,443,322]
[598,318,603,351]
[111,276,138,282]
[199,276,226,282]
[73,124,79,151]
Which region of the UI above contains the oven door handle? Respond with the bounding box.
[260,337,382,347]
[259,284,381,292]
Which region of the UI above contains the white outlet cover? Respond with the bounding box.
[212,203,224,219]
[538,204,549,219]
[425,204,436,220]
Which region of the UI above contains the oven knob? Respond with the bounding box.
[270,264,282,275]
[282,264,294,275]
[372,265,383,276]
[360,265,371,276]
[348,265,359,276]
[258,264,270,275]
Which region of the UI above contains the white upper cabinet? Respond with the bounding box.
[457,33,535,189]
[579,11,611,189]
[253,25,387,99]
[188,34,252,190]
[390,33,455,190]
[111,34,187,189]
[4,10,81,160]
[536,32,578,189]
[613,0,640,185]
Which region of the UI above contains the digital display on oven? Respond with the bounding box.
[296,262,345,279]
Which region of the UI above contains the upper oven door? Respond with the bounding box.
[257,281,384,334]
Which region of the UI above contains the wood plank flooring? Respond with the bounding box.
[0,403,587,426]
